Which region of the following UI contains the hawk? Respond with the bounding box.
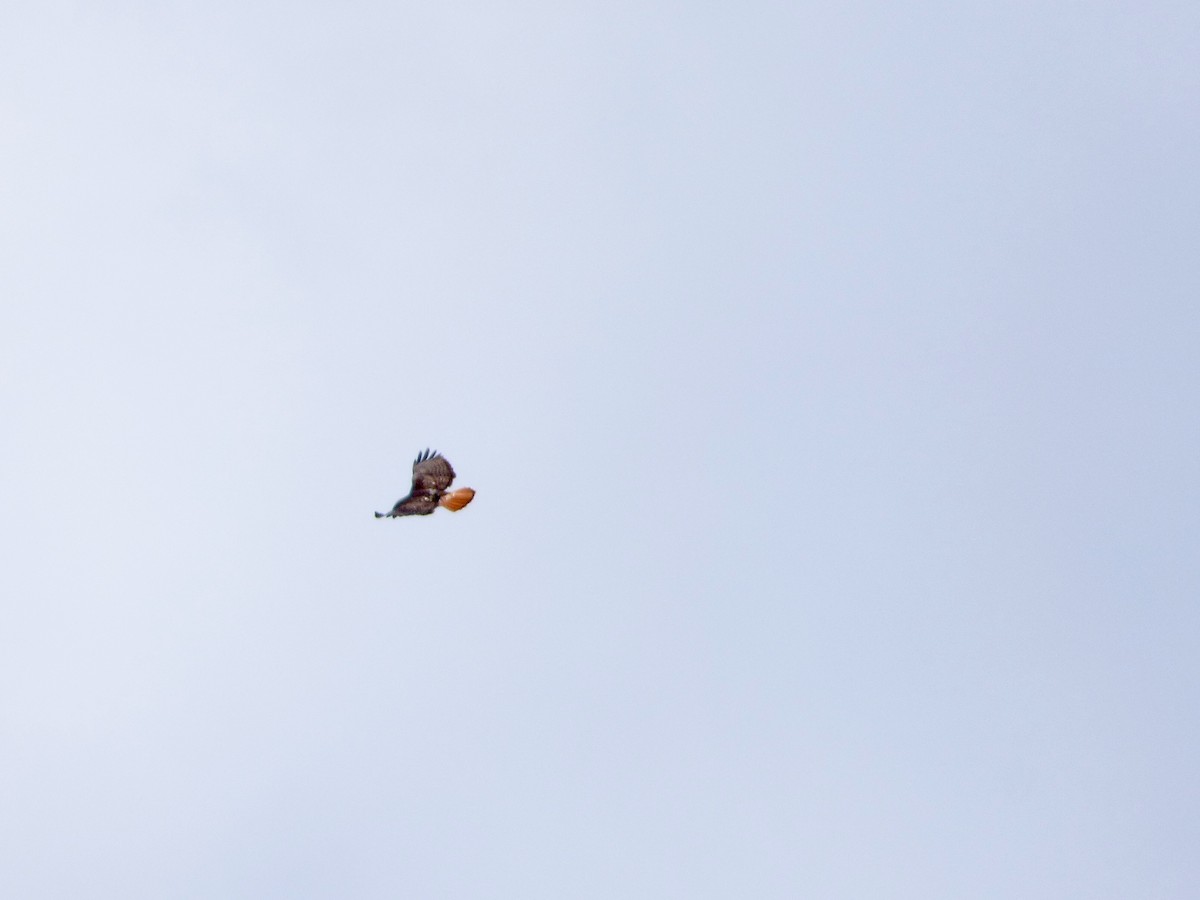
[375,449,476,518]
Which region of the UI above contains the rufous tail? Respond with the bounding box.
[439,488,475,511]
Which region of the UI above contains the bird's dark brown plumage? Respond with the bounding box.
[375,449,475,518]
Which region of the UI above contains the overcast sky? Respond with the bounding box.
[2,3,1198,897]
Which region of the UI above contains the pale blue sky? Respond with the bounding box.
[2,3,1198,897]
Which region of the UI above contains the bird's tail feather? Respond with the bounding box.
[440,488,475,511]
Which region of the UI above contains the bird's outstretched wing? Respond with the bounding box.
[411,448,456,494]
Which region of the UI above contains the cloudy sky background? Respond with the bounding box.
[2,2,1198,897]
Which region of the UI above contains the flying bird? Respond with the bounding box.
[375,449,476,518]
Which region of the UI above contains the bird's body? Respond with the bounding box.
[375,449,475,518]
